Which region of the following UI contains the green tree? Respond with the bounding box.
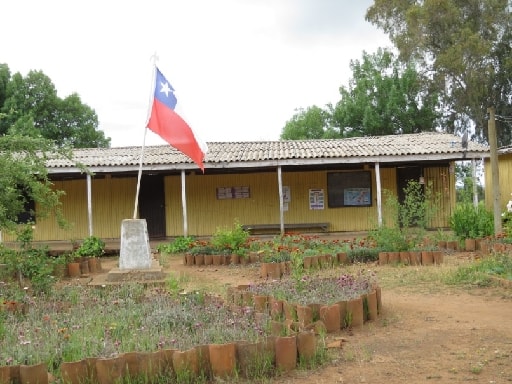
[0,64,9,110]
[280,105,333,140]
[0,134,72,232]
[281,49,439,140]
[331,48,440,137]
[455,162,485,203]
[0,65,110,148]
[366,0,512,146]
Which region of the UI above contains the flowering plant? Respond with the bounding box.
[249,270,377,305]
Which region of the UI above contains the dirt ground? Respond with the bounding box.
[89,253,512,384]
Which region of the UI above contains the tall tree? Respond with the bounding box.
[332,48,440,137]
[280,49,440,140]
[366,0,512,146]
[0,64,9,111]
[280,105,334,140]
[0,66,110,148]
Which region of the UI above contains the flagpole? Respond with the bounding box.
[133,54,158,219]
[133,127,149,219]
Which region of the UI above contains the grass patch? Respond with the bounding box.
[444,253,512,287]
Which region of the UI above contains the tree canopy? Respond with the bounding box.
[0,135,71,232]
[366,0,512,146]
[332,49,440,137]
[281,105,334,140]
[280,49,440,140]
[0,64,110,148]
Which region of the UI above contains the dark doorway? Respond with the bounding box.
[396,166,422,204]
[139,174,166,238]
[396,166,425,227]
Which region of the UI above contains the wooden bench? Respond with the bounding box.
[242,222,329,234]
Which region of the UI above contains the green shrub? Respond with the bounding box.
[369,181,438,251]
[347,247,380,263]
[188,245,216,255]
[157,236,196,254]
[450,203,493,240]
[75,236,105,258]
[211,220,249,253]
[368,225,408,252]
[2,225,55,295]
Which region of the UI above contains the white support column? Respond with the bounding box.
[277,166,284,235]
[181,170,188,237]
[375,162,383,226]
[472,158,478,207]
[86,173,93,236]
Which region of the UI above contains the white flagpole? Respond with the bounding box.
[133,54,158,219]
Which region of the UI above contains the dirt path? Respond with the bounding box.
[93,255,512,384]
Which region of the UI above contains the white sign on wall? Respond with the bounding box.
[282,186,291,203]
[309,189,324,210]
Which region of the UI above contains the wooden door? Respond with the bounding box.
[139,174,166,238]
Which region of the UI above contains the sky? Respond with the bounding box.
[1,0,390,148]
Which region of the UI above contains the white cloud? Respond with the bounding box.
[1,0,389,147]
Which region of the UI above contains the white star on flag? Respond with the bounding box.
[159,81,172,97]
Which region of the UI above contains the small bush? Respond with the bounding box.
[75,236,105,258]
[211,220,249,253]
[450,203,493,240]
[157,236,196,254]
[347,248,380,263]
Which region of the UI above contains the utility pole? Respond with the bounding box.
[487,106,502,235]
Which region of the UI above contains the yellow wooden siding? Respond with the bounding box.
[379,167,398,227]
[484,154,512,211]
[423,165,454,228]
[10,176,136,242]
[30,179,88,242]
[91,177,136,238]
[2,165,454,242]
[164,173,282,236]
[165,168,399,236]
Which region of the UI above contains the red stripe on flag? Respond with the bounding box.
[147,99,205,172]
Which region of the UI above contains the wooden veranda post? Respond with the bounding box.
[487,106,502,235]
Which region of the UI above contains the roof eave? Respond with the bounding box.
[47,151,489,175]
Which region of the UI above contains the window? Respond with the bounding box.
[327,171,372,208]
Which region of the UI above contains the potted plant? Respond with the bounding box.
[75,236,105,273]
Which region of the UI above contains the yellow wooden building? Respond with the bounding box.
[484,146,512,212]
[4,132,489,243]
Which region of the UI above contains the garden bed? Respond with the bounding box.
[0,262,380,384]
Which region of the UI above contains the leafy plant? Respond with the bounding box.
[187,245,216,256]
[75,236,105,258]
[3,224,55,294]
[347,247,380,263]
[234,246,249,259]
[211,220,249,253]
[368,225,407,252]
[369,181,438,251]
[450,203,493,240]
[157,236,195,254]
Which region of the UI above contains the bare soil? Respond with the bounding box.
[89,253,512,384]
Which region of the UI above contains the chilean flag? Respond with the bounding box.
[146,67,207,172]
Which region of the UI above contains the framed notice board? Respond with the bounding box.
[327,171,372,208]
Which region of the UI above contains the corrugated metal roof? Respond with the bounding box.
[46,132,490,172]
